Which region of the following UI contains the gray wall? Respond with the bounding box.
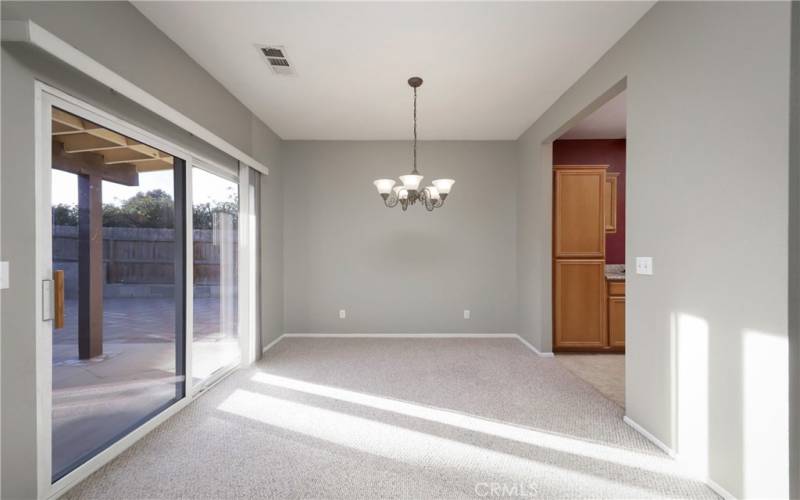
[0,3,283,498]
[1,45,40,500]
[516,2,791,497]
[253,117,285,347]
[789,2,800,498]
[283,141,517,334]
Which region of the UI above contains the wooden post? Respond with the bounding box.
[78,173,104,359]
[52,141,139,360]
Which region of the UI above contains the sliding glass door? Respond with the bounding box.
[49,106,186,481]
[191,166,240,383]
[40,86,258,493]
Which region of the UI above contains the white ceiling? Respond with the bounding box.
[134,2,652,140]
[559,91,626,140]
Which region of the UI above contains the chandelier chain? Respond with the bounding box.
[412,86,418,174]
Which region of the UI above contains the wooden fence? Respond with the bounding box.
[53,225,238,298]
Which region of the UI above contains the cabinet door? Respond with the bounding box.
[608,296,625,347]
[604,173,619,233]
[554,259,606,348]
[554,168,606,258]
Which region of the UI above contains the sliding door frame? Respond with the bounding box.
[33,82,255,499]
[239,164,260,366]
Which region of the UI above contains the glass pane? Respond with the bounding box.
[192,167,239,383]
[50,107,185,481]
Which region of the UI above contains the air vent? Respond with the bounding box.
[268,58,289,67]
[258,45,295,76]
[261,47,284,58]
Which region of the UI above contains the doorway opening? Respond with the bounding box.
[551,90,627,407]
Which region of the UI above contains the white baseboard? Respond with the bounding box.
[282,333,518,338]
[623,417,738,498]
[269,333,554,357]
[262,334,286,354]
[623,415,677,458]
[706,478,736,500]
[514,334,555,357]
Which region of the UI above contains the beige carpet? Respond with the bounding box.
[556,354,626,407]
[63,338,715,499]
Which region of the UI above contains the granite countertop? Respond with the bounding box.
[605,264,625,281]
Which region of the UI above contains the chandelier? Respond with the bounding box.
[373,77,454,211]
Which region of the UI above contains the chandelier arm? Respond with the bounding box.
[422,188,437,211]
[384,192,399,207]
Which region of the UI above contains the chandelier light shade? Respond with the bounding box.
[373,76,454,211]
[432,178,455,195]
[399,174,424,191]
[373,178,396,195]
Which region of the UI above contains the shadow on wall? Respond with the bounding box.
[670,312,789,497]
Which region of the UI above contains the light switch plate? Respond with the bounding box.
[339,309,346,319]
[464,309,471,320]
[636,257,653,275]
[0,261,8,289]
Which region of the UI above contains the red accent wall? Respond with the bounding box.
[553,139,626,264]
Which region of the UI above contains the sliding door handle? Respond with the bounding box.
[42,279,54,321]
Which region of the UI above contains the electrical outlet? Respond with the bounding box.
[339,309,346,319]
[464,309,471,320]
[636,257,653,275]
[0,261,8,290]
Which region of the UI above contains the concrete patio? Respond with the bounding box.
[52,297,239,478]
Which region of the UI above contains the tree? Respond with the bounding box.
[51,190,238,229]
[191,200,238,230]
[52,203,78,226]
[122,189,174,228]
[103,189,175,228]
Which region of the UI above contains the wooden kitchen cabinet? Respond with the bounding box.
[607,280,625,297]
[553,167,606,259]
[607,294,625,348]
[554,259,607,349]
[604,173,619,233]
